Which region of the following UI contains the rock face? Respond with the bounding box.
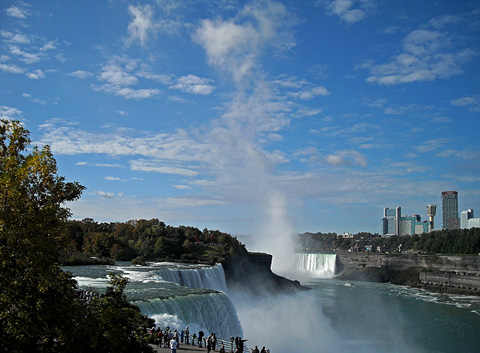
[222,252,305,295]
[336,252,480,272]
[336,252,480,294]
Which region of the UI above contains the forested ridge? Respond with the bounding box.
[63,218,247,265]
[299,228,480,255]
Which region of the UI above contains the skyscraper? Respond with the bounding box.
[442,191,459,230]
[382,207,401,236]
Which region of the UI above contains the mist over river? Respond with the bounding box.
[65,257,480,353]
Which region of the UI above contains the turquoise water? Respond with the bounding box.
[305,279,480,353]
[65,263,480,353]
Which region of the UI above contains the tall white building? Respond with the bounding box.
[461,209,480,229]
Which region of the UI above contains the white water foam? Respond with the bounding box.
[295,253,337,278]
[133,292,243,338]
[150,264,228,293]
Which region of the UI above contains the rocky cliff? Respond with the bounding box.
[336,252,480,294]
[222,252,305,295]
[336,252,480,272]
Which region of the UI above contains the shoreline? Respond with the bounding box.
[334,254,480,296]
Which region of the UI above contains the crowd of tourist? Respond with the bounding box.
[146,325,270,353]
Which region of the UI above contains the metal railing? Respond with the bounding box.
[154,334,268,353]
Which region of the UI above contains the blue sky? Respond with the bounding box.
[1,0,479,236]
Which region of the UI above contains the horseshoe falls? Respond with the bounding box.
[295,253,337,278]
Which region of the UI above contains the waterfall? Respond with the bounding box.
[150,263,228,293]
[296,253,337,278]
[67,262,243,338]
[133,292,243,338]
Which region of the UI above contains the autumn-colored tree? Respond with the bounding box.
[0,120,153,352]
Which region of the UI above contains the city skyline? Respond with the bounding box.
[1,1,480,236]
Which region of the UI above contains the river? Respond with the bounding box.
[64,255,480,353]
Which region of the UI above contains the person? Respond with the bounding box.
[198,330,204,347]
[252,346,259,353]
[235,337,247,352]
[219,343,226,353]
[164,331,169,348]
[212,333,217,351]
[192,333,197,346]
[207,334,212,353]
[157,329,163,347]
[185,326,190,344]
[260,347,266,353]
[174,329,180,346]
[170,337,178,353]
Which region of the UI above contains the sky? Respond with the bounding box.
[1,0,480,236]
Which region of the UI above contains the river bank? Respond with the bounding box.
[335,252,480,295]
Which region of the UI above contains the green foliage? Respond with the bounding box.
[80,274,154,353]
[0,120,85,352]
[64,218,247,264]
[0,120,153,353]
[298,228,480,255]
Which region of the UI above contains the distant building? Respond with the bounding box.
[337,232,354,239]
[427,204,436,230]
[442,191,459,230]
[399,214,430,235]
[461,209,480,229]
[382,207,401,236]
[382,207,432,236]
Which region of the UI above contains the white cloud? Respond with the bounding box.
[366,28,478,85]
[289,86,330,100]
[451,96,480,113]
[105,176,128,182]
[193,1,294,83]
[68,70,93,79]
[323,0,375,24]
[325,149,368,167]
[6,5,29,19]
[173,185,191,190]
[94,59,161,100]
[0,63,25,74]
[9,33,31,44]
[98,63,138,86]
[9,45,41,64]
[126,5,156,46]
[169,75,216,95]
[389,162,429,174]
[436,148,480,160]
[94,190,115,198]
[130,159,199,176]
[414,138,450,153]
[26,69,45,79]
[0,105,22,120]
[109,87,161,100]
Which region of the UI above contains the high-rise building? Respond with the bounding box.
[427,204,436,230]
[382,206,434,236]
[442,191,459,230]
[399,214,430,235]
[382,207,401,236]
[461,209,480,229]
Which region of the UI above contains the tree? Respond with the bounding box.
[0,120,87,351]
[81,274,154,353]
[0,120,153,353]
